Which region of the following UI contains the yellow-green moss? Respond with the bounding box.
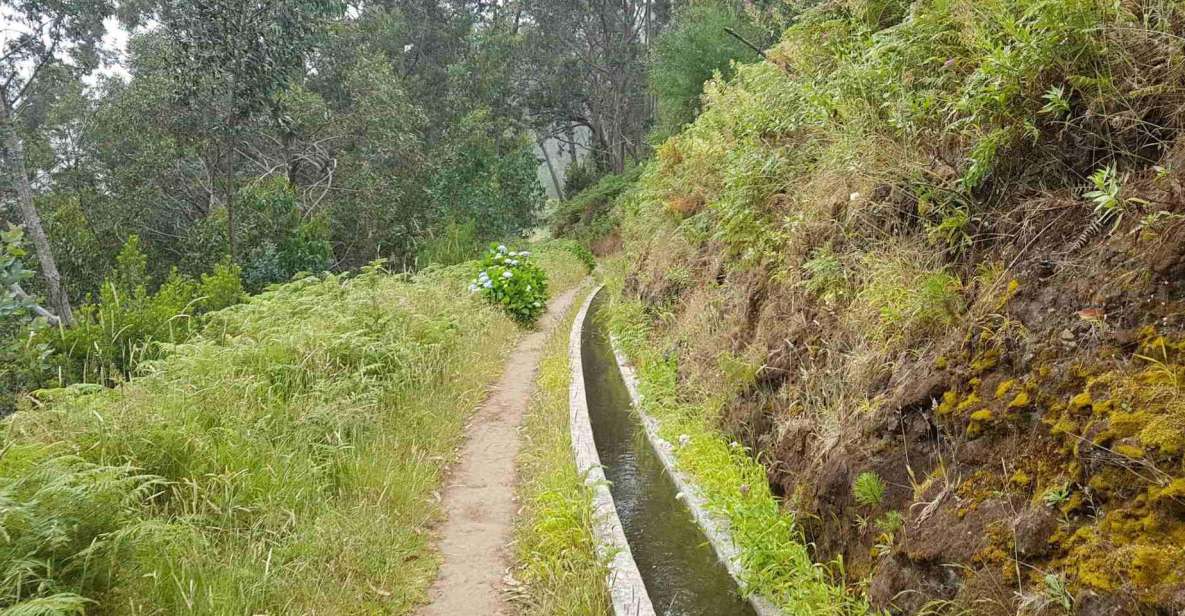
[937,390,958,415]
[956,393,982,414]
[1069,391,1092,411]
[994,379,1015,400]
[971,348,999,374]
[1113,443,1145,459]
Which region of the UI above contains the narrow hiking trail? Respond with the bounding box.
[420,283,585,616]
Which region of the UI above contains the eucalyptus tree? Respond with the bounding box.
[140,0,345,259]
[0,0,114,324]
[518,0,671,174]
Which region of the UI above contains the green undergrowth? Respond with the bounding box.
[600,270,873,615]
[549,167,643,247]
[511,284,611,616]
[0,247,585,615]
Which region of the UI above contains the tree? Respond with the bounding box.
[649,1,774,138]
[0,0,114,324]
[148,0,345,259]
[518,0,671,173]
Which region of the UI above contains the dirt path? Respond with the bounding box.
[419,284,584,616]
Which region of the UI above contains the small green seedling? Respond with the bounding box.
[853,471,886,507]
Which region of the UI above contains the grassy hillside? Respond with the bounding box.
[589,0,1185,613]
[0,248,585,615]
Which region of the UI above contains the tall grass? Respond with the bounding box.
[0,251,582,615]
[510,285,610,616]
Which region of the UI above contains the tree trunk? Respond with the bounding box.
[537,135,565,201]
[0,98,74,325]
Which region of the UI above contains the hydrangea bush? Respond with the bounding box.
[470,244,549,325]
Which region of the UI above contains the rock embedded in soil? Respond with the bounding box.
[1013,506,1057,558]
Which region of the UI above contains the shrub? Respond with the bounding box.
[237,180,332,292]
[549,166,643,244]
[649,0,777,138]
[417,219,481,267]
[562,159,601,197]
[198,259,245,312]
[470,244,549,325]
[0,226,53,414]
[47,236,245,383]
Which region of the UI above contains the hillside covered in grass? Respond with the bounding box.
[576,0,1185,613]
[0,249,585,614]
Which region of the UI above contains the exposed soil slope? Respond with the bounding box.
[589,1,1185,612]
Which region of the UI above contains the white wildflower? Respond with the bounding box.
[678,434,691,447]
[502,270,513,279]
[497,244,507,253]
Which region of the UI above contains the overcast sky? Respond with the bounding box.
[0,9,132,87]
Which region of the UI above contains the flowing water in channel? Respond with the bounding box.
[581,294,758,616]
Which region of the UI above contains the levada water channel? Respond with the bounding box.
[581,292,758,616]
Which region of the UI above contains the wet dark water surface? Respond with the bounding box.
[581,294,757,616]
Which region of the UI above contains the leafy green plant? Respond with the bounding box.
[1084,165,1124,225]
[876,510,904,534]
[470,244,549,325]
[0,225,35,319]
[0,226,54,414]
[1044,573,1073,610]
[1040,85,1071,116]
[853,471,886,507]
[1043,483,1072,508]
[802,247,847,303]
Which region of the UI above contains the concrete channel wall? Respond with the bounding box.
[608,338,785,616]
[568,285,657,616]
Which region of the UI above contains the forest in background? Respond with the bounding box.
[0,0,786,412]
